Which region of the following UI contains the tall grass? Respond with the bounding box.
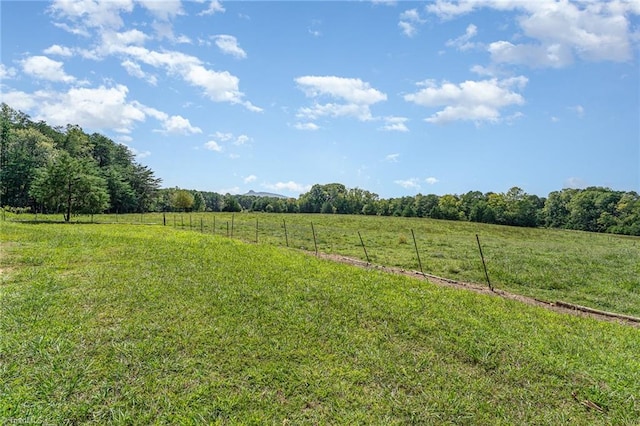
[1,221,639,424]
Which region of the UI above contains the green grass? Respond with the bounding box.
[10,211,639,316]
[1,221,639,424]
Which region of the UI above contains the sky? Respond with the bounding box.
[1,0,639,198]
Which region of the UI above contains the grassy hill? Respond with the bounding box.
[1,221,639,424]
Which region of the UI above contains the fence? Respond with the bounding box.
[4,211,497,290]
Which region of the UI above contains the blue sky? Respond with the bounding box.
[1,0,639,198]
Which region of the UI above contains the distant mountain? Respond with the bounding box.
[244,190,288,199]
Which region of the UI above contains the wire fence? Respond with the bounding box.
[4,211,496,290]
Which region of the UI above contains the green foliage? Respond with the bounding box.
[29,151,110,221]
[172,189,194,212]
[1,221,639,423]
[192,191,206,212]
[2,102,637,235]
[222,194,242,212]
[0,103,160,214]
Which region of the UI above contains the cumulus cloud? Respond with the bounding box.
[263,181,311,194]
[103,43,261,111]
[159,115,202,135]
[199,0,225,16]
[121,59,158,85]
[295,75,386,121]
[380,116,409,132]
[244,174,257,183]
[446,24,478,51]
[234,134,250,145]
[49,0,134,32]
[213,35,247,59]
[385,153,400,162]
[137,0,184,21]
[399,8,425,37]
[21,56,76,83]
[2,84,202,137]
[48,0,260,111]
[425,177,439,185]
[404,76,527,124]
[394,178,421,190]
[294,122,320,131]
[427,0,640,67]
[43,44,74,57]
[0,64,17,79]
[204,140,223,152]
[127,145,151,158]
[2,85,145,131]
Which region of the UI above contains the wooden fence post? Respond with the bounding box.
[476,234,493,291]
[311,222,318,256]
[358,231,370,264]
[411,229,424,276]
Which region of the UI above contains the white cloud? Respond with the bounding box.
[372,0,397,5]
[213,35,247,59]
[0,64,17,79]
[427,0,640,67]
[244,175,257,184]
[21,56,75,83]
[294,122,320,131]
[49,1,260,111]
[49,0,134,32]
[43,44,74,57]
[398,21,418,38]
[2,85,146,132]
[399,8,425,37]
[109,45,261,111]
[295,75,386,121]
[234,134,250,145]
[380,116,409,132]
[2,84,204,138]
[204,141,223,152]
[425,177,439,185]
[263,181,311,194]
[385,153,400,162]
[199,0,225,16]
[488,41,573,68]
[446,24,478,51]
[121,59,158,85]
[159,115,202,135]
[137,0,184,21]
[404,76,527,124]
[213,131,233,141]
[470,64,499,77]
[394,178,421,190]
[127,146,151,158]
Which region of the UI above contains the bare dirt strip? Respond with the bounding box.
[313,252,640,328]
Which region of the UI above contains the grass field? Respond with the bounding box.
[9,211,640,317]
[1,220,639,424]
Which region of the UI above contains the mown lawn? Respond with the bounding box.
[1,221,639,424]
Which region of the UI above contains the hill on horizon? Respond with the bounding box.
[244,190,287,199]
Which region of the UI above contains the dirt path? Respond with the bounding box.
[314,252,640,328]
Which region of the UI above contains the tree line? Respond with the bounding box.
[2,104,638,235]
[155,184,639,236]
[1,104,160,221]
